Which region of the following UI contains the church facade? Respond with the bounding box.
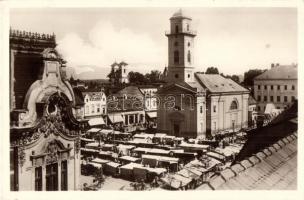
[157,10,249,138]
[10,30,88,191]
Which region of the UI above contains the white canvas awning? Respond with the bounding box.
[108,114,124,123]
[87,128,101,133]
[146,111,157,118]
[88,117,105,126]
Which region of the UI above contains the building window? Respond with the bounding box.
[213,122,217,131]
[187,50,191,63]
[129,115,134,124]
[97,104,100,113]
[35,166,42,191]
[200,106,203,113]
[188,74,190,78]
[277,85,280,90]
[213,105,217,113]
[258,85,261,90]
[292,85,295,90]
[277,96,281,102]
[188,42,190,47]
[230,100,238,110]
[86,99,88,102]
[175,25,179,33]
[125,115,128,125]
[187,24,189,31]
[174,50,179,64]
[61,160,68,191]
[292,96,296,102]
[103,108,105,114]
[264,96,267,102]
[284,96,288,102]
[257,106,260,111]
[174,41,178,46]
[175,74,179,78]
[123,69,126,73]
[271,85,273,90]
[85,106,89,114]
[285,85,288,90]
[270,96,274,102]
[91,105,95,113]
[46,163,58,191]
[257,95,261,101]
[264,85,267,90]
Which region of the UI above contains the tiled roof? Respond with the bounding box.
[254,65,297,80]
[234,101,297,162]
[248,95,257,105]
[195,73,249,93]
[197,132,297,190]
[115,86,143,97]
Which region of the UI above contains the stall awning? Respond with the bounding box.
[87,128,101,133]
[146,111,157,118]
[108,114,124,123]
[88,117,105,126]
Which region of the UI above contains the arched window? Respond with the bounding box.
[174,50,179,64]
[230,100,238,110]
[175,74,179,78]
[174,41,178,46]
[187,50,191,63]
[175,25,179,33]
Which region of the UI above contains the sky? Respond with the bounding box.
[10,7,297,79]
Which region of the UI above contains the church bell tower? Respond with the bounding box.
[166,9,196,83]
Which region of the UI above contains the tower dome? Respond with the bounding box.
[170,9,191,20]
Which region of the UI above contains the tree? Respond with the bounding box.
[243,69,266,86]
[107,67,122,85]
[231,75,240,83]
[128,71,148,84]
[145,70,162,83]
[205,67,219,74]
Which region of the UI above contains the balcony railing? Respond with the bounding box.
[165,30,197,36]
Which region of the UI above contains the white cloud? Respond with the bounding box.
[57,20,165,75]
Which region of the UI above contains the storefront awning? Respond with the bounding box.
[146,111,157,118]
[87,128,101,133]
[108,114,124,124]
[88,117,105,126]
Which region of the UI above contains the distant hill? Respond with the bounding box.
[77,67,111,80]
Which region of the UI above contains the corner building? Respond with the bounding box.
[10,30,88,191]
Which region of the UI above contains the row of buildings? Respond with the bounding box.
[9,9,297,191]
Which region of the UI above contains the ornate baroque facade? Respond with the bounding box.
[10,29,88,191]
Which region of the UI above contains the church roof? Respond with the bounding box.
[158,81,199,94]
[195,73,249,93]
[254,64,297,80]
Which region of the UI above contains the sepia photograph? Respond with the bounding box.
[1,0,301,198]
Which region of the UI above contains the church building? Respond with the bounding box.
[157,10,249,138]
